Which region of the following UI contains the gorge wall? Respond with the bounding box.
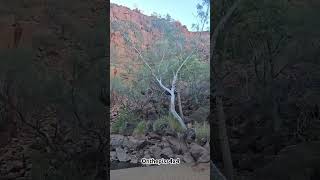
[110,3,209,79]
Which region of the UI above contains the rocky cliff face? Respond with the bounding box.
[110,3,209,78]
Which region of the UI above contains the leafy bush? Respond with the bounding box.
[153,115,169,132]
[153,114,183,133]
[180,58,210,105]
[111,108,139,135]
[133,121,146,136]
[167,115,183,133]
[194,121,210,143]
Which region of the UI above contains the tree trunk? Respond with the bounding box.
[211,1,241,179]
[170,92,187,130]
[216,96,234,180]
[177,90,184,120]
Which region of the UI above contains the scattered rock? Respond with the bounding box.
[184,128,196,144]
[149,145,162,159]
[197,150,210,163]
[136,140,150,150]
[175,154,184,161]
[110,134,210,165]
[183,152,195,164]
[159,141,170,149]
[130,155,138,164]
[143,150,152,159]
[147,132,162,140]
[203,141,210,152]
[189,142,209,162]
[110,134,125,148]
[198,137,208,146]
[167,136,188,154]
[116,147,130,162]
[164,128,177,137]
[161,147,174,158]
[110,151,117,161]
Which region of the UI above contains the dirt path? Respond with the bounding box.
[110,164,210,180]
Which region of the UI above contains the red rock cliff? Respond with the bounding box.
[110,3,209,79]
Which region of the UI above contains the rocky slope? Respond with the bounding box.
[110,133,210,166]
[110,3,209,78]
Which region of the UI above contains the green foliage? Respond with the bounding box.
[151,17,185,44]
[189,106,210,123]
[194,121,210,143]
[110,76,126,94]
[153,114,182,133]
[180,58,210,105]
[111,108,139,134]
[167,114,183,133]
[133,121,147,136]
[111,20,144,44]
[193,0,210,31]
[153,115,170,131]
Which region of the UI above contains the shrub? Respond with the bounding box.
[167,115,183,133]
[194,121,210,143]
[111,108,139,135]
[133,121,146,136]
[153,115,169,132]
[153,114,183,133]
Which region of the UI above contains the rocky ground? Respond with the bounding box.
[110,133,210,167]
[0,126,34,180]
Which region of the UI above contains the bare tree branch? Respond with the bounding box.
[0,93,56,152]
[133,46,158,79]
[175,51,195,76]
[156,78,171,93]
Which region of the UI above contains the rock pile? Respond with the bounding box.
[110,133,210,165]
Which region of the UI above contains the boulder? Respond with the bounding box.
[130,155,138,164]
[164,128,177,137]
[197,150,210,163]
[147,132,162,140]
[175,154,184,161]
[189,142,210,162]
[110,134,125,148]
[143,150,152,159]
[183,152,195,164]
[125,136,147,150]
[167,136,188,154]
[161,147,174,158]
[110,151,118,161]
[204,141,210,152]
[149,145,162,159]
[159,141,170,149]
[184,128,196,144]
[198,137,208,146]
[115,147,130,162]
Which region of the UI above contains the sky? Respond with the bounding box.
[110,0,210,32]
